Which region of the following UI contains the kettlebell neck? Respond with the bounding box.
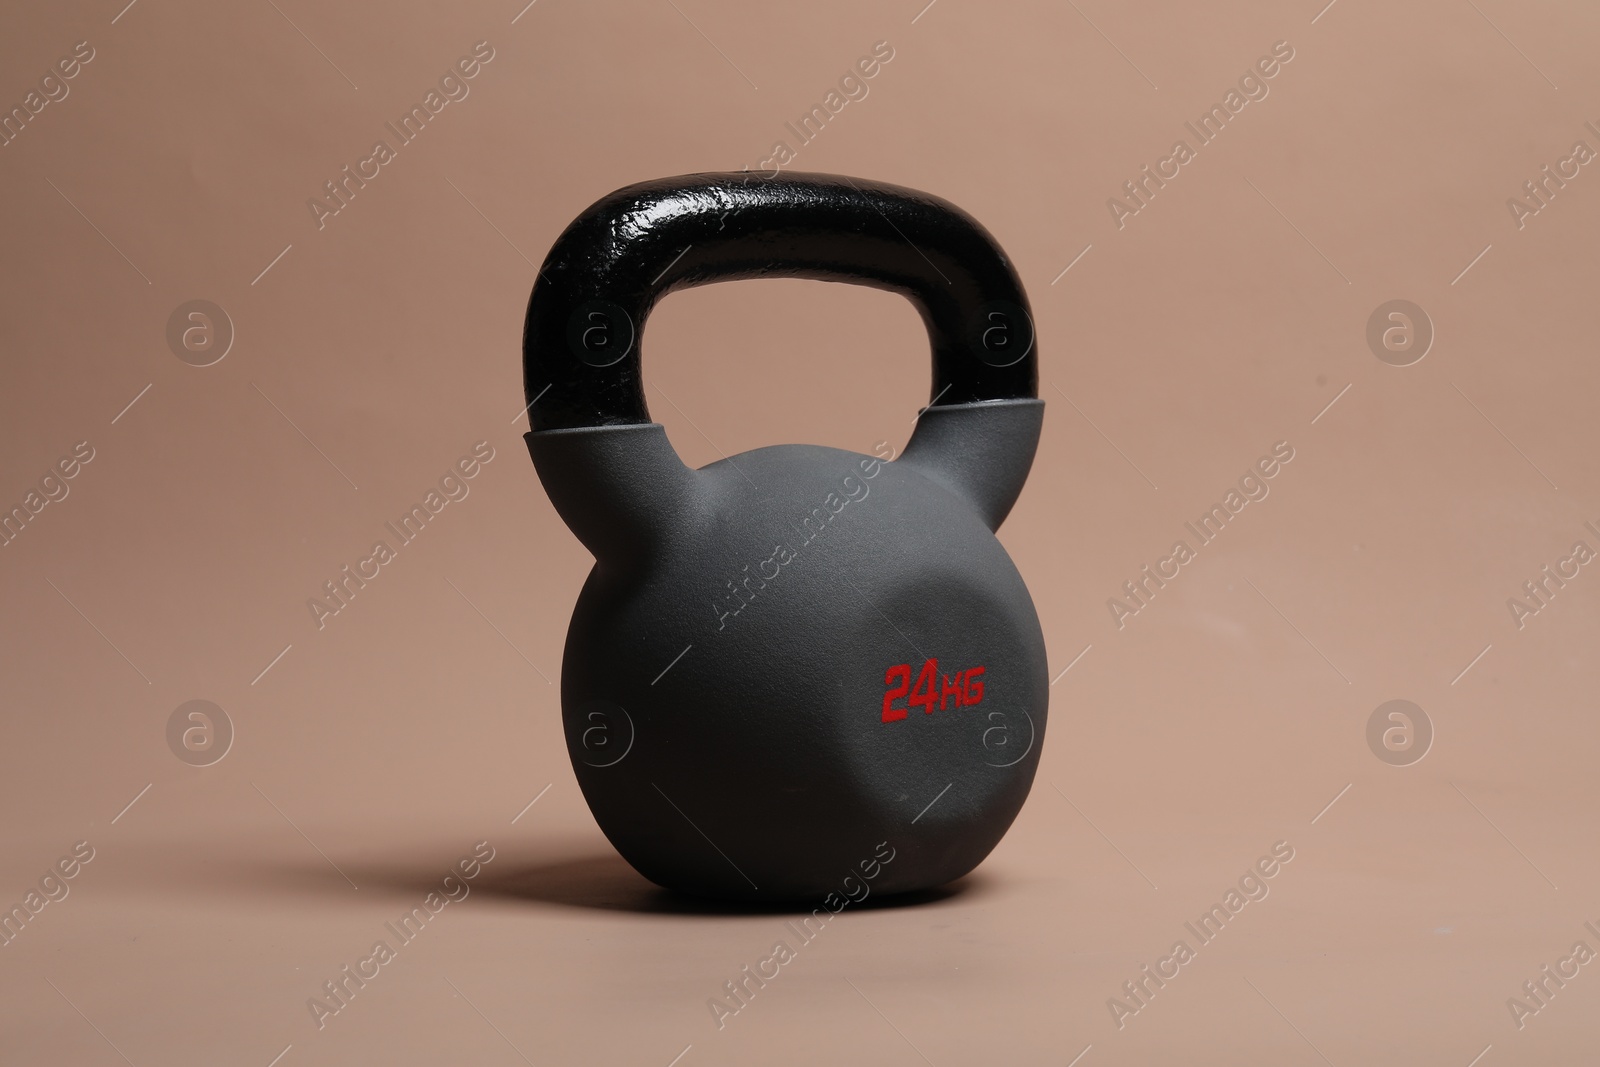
[525,424,696,567]
[897,398,1045,531]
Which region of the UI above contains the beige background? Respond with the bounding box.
[3,0,1599,1063]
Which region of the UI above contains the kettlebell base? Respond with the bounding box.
[606,832,1001,907]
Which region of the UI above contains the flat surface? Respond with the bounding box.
[2,0,1598,1063]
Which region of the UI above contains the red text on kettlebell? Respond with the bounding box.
[881,659,985,722]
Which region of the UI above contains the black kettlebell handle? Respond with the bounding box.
[522,172,1037,431]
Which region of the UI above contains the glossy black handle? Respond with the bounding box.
[522,171,1037,431]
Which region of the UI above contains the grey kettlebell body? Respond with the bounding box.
[524,173,1047,902]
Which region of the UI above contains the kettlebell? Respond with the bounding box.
[523,172,1047,902]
